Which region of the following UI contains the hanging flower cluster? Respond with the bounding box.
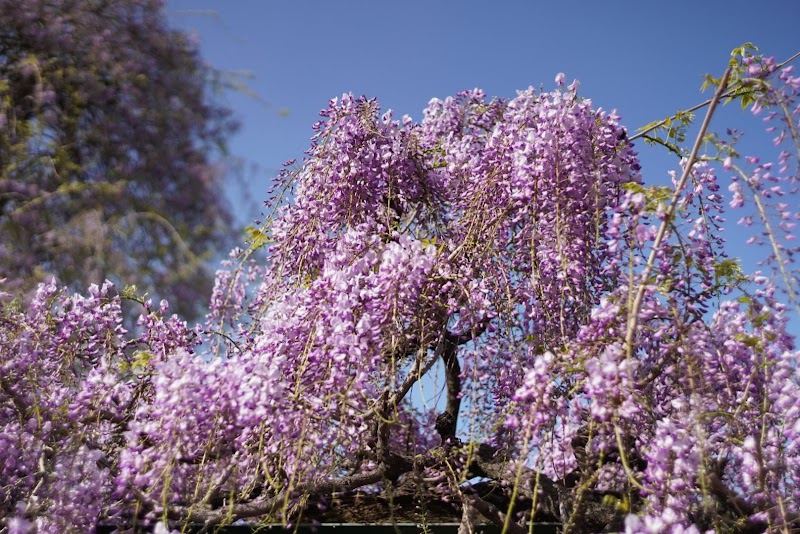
[2,50,799,534]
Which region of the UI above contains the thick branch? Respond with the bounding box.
[706,471,754,517]
[462,493,527,534]
[439,322,488,439]
[166,466,391,525]
[383,328,444,410]
[440,339,461,437]
[0,374,30,420]
[705,471,800,530]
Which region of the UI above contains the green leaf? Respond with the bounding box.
[734,333,760,348]
[751,312,771,328]
[131,350,154,372]
[602,494,630,512]
[637,119,665,133]
[621,182,646,194]
[701,74,720,92]
[244,225,271,249]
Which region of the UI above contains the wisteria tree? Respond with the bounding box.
[1,46,799,533]
[0,0,237,320]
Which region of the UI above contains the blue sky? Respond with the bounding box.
[162,3,799,418]
[166,1,799,325]
[166,1,798,221]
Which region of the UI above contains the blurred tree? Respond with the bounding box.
[0,0,237,320]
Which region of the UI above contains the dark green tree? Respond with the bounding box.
[0,0,237,319]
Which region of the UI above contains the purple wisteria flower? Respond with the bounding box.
[3,48,800,533]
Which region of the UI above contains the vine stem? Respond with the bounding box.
[624,67,732,360]
[747,176,798,305]
[630,51,800,142]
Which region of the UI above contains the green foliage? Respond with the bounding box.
[244,225,271,250]
[637,110,695,157]
[698,42,765,110]
[0,0,238,322]
[621,182,674,212]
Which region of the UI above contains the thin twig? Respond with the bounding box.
[624,67,732,360]
[630,51,800,142]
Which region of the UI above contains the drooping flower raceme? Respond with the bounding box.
[3,59,800,533]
